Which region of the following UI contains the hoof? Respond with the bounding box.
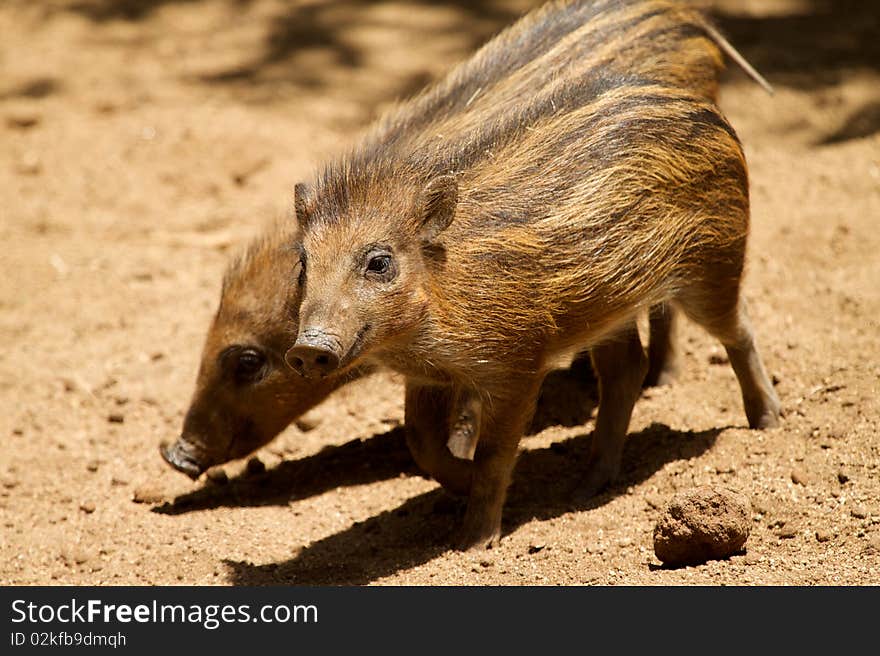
[453,525,501,552]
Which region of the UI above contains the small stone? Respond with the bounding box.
[61,547,94,566]
[743,552,761,566]
[771,374,781,386]
[645,494,664,510]
[865,536,880,555]
[107,413,125,424]
[205,467,229,485]
[79,502,96,514]
[850,506,868,519]
[776,524,799,539]
[815,529,833,543]
[708,352,729,365]
[12,428,23,436]
[132,484,165,504]
[653,486,751,566]
[6,111,41,129]
[837,470,850,484]
[527,543,546,554]
[294,415,321,432]
[86,460,100,473]
[752,497,774,516]
[111,477,128,486]
[1,477,19,489]
[790,468,809,486]
[245,456,266,476]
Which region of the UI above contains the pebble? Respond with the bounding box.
[6,111,41,129]
[790,468,809,486]
[245,456,266,476]
[752,498,774,516]
[107,413,125,424]
[850,506,868,519]
[776,524,799,539]
[645,493,664,510]
[816,529,833,543]
[294,415,321,432]
[79,502,96,514]
[527,543,546,554]
[743,552,762,566]
[61,547,95,566]
[653,486,751,566]
[837,470,850,484]
[205,467,229,485]
[1,477,19,489]
[708,352,729,365]
[86,460,100,473]
[132,484,165,504]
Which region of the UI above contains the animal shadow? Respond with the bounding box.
[156,364,598,515]
[224,422,723,585]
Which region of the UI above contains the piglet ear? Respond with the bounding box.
[293,182,310,224]
[419,175,458,242]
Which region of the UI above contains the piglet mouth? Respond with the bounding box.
[160,439,206,480]
[338,324,371,370]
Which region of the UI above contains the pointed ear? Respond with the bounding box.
[419,175,458,242]
[293,183,310,224]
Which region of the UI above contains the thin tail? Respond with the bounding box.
[699,19,775,96]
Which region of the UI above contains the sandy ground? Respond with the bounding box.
[1,0,879,586]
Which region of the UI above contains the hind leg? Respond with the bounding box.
[644,302,679,387]
[405,383,473,496]
[581,322,648,497]
[679,294,780,429]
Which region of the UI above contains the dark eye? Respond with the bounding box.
[233,348,266,383]
[293,258,305,285]
[367,255,390,275]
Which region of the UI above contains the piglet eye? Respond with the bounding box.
[367,255,390,274]
[234,348,266,383]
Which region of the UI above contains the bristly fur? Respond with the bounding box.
[291,0,780,549]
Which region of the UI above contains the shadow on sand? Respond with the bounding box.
[218,422,724,584]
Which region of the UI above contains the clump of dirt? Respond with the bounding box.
[653,486,751,566]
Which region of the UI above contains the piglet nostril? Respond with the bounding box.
[285,341,340,378]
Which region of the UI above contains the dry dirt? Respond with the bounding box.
[1,0,878,586]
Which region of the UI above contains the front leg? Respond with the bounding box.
[404,382,473,497]
[456,375,542,551]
